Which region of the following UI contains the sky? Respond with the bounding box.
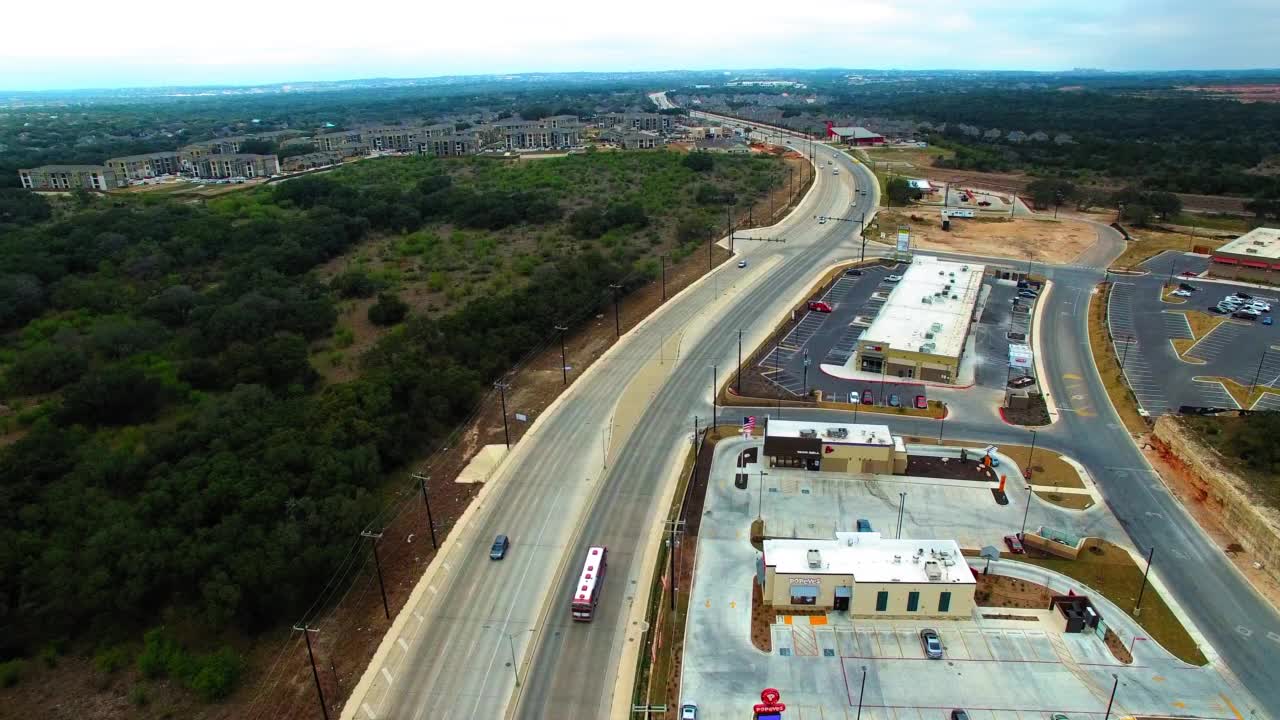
[4,0,1279,91]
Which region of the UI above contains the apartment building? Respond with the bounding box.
[418,135,482,157]
[190,154,280,179]
[18,165,121,191]
[312,129,364,153]
[281,152,343,173]
[603,129,663,150]
[600,112,673,133]
[105,151,184,181]
[501,124,582,150]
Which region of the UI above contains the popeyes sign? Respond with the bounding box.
[754,687,786,717]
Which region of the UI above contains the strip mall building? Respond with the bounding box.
[761,532,975,616]
[1208,227,1280,283]
[762,419,907,473]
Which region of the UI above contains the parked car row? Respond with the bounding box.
[854,389,928,409]
[1211,292,1271,320]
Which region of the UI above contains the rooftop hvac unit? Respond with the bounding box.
[893,555,902,564]
[925,332,934,339]
[952,294,959,300]
[924,561,943,581]
[922,297,933,304]
[931,322,943,333]
[799,428,818,438]
[825,427,849,439]
[807,549,822,568]
[1247,248,1258,254]
[1254,241,1265,246]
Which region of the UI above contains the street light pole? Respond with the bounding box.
[896,492,906,539]
[495,381,511,449]
[938,407,946,444]
[610,283,622,338]
[711,365,718,427]
[1026,429,1038,480]
[1135,546,1155,616]
[802,348,810,398]
[757,470,768,522]
[737,329,743,395]
[1103,674,1120,720]
[1249,348,1269,400]
[1120,334,1134,371]
[1020,486,1034,540]
[856,666,867,720]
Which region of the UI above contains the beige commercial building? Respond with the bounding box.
[18,165,121,191]
[762,532,975,615]
[852,255,985,384]
[1209,227,1280,283]
[762,419,906,473]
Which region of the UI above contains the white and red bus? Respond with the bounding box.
[570,546,608,622]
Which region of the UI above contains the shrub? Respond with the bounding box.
[368,293,410,326]
[129,683,150,707]
[94,644,132,674]
[330,270,381,299]
[682,153,714,172]
[0,659,27,688]
[7,343,88,393]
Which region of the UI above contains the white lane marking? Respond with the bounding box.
[382,667,395,683]
[363,702,378,719]
[1267,631,1280,643]
[398,638,409,652]
[1237,625,1253,637]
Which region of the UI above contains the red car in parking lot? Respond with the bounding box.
[861,390,874,405]
[1004,534,1025,554]
[914,395,927,409]
[808,300,832,313]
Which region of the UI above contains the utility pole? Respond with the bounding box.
[896,492,906,539]
[937,406,946,443]
[293,625,330,720]
[412,473,438,550]
[707,228,713,270]
[726,206,734,253]
[660,255,667,302]
[789,167,794,206]
[362,529,390,620]
[1135,546,1155,616]
[555,325,568,385]
[495,381,511,449]
[757,469,768,522]
[737,330,743,395]
[610,283,622,338]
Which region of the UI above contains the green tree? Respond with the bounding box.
[368,292,409,326]
[1025,179,1076,211]
[1120,203,1154,227]
[682,153,714,172]
[887,177,918,206]
[1147,191,1182,221]
[7,343,88,393]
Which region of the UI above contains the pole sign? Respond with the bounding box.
[754,687,786,718]
[896,227,910,253]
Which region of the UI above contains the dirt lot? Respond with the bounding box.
[904,454,997,482]
[873,210,1097,264]
[1179,84,1280,103]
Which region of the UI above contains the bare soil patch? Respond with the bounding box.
[904,454,997,482]
[974,573,1050,609]
[873,210,1096,264]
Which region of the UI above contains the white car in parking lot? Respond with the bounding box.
[1171,289,1193,297]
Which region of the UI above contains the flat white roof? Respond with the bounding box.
[765,533,974,585]
[1215,227,1280,260]
[862,255,984,360]
[766,419,895,447]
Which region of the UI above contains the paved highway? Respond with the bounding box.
[342,118,869,719]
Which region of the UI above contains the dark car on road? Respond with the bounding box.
[861,389,874,405]
[1018,290,1039,299]
[920,628,943,659]
[1008,375,1036,389]
[951,711,970,720]
[490,534,510,560]
[1178,282,1198,292]
[1234,310,1259,321]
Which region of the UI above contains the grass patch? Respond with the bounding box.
[1089,283,1151,434]
[1171,212,1256,233]
[1034,490,1095,510]
[1016,539,1207,666]
[999,446,1085,489]
[1111,228,1227,270]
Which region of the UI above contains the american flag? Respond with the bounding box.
[742,416,757,434]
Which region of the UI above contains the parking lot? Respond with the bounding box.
[680,437,1241,720]
[754,261,1032,410]
[1106,250,1280,412]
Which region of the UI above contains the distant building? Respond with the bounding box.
[1208,227,1280,283]
[828,126,885,146]
[763,419,907,473]
[603,129,663,150]
[500,123,582,150]
[190,154,280,179]
[599,112,673,134]
[18,165,120,191]
[281,152,343,173]
[694,137,749,154]
[418,135,482,157]
[105,151,184,181]
[312,129,364,153]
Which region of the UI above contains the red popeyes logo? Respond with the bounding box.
[824,445,834,454]
[754,687,786,713]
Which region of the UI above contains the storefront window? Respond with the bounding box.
[875,591,888,612]
[938,591,951,613]
[907,591,920,612]
[790,585,818,605]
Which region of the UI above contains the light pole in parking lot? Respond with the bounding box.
[1019,484,1034,541]
[1103,674,1120,720]
[1026,429,1038,480]
[1120,334,1135,372]
[802,349,810,398]
[937,405,946,443]
[896,492,907,539]
[737,330,743,395]
[855,665,867,720]
[757,470,769,522]
[711,364,718,427]
[1249,348,1270,399]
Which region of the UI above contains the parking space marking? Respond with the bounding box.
[1191,378,1240,409]
[878,628,902,658]
[961,628,992,660]
[938,627,969,660]
[899,629,924,659]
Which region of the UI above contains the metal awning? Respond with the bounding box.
[1213,256,1239,265]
